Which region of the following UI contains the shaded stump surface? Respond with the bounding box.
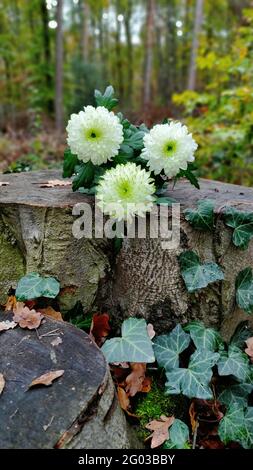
[1,170,253,339]
[0,311,134,449]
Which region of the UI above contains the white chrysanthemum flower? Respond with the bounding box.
[141,122,198,178]
[96,163,156,221]
[66,105,124,165]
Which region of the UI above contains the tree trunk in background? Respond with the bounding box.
[143,0,155,110]
[81,0,89,62]
[165,0,177,100]
[55,0,63,135]
[124,0,133,104]
[40,0,53,113]
[115,0,124,98]
[187,0,204,90]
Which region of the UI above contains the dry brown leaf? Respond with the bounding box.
[0,182,9,187]
[90,313,110,346]
[4,295,26,315]
[141,376,152,393]
[245,337,253,362]
[29,370,64,388]
[189,401,198,433]
[40,180,71,188]
[125,363,147,397]
[147,323,156,339]
[13,307,44,330]
[145,415,175,448]
[0,373,5,395]
[0,320,17,332]
[39,307,63,322]
[51,336,63,347]
[117,386,137,417]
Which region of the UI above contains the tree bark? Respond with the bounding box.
[115,0,124,99]
[187,0,204,90]
[143,0,155,110]
[81,0,89,62]
[40,0,53,113]
[55,0,64,135]
[123,0,133,104]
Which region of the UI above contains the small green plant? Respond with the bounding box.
[15,272,60,301]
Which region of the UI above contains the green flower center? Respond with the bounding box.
[117,180,133,199]
[164,140,177,157]
[85,128,102,141]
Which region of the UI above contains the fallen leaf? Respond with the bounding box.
[0,182,9,187]
[125,363,147,397]
[112,362,129,368]
[117,386,137,417]
[141,376,152,393]
[28,370,64,388]
[51,336,63,347]
[0,374,5,395]
[4,295,26,315]
[147,323,156,339]
[90,313,110,346]
[245,337,253,362]
[189,401,198,433]
[145,415,175,448]
[0,320,17,332]
[40,180,71,188]
[13,307,44,329]
[39,307,63,322]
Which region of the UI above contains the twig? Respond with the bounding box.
[39,328,60,339]
[192,420,199,449]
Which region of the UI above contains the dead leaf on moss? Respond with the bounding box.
[245,337,253,362]
[13,307,44,329]
[51,336,63,347]
[141,376,152,393]
[39,307,63,322]
[117,386,137,417]
[125,363,147,397]
[28,370,64,388]
[0,320,17,332]
[0,374,5,395]
[145,415,175,448]
[147,323,156,339]
[40,180,71,188]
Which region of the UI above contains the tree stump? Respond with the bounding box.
[1,170,253,340]
[0,311,137,449]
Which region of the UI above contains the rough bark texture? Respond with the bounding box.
[1,170,253,340]
[0,311,137,449]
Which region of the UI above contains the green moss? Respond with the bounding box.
[134,378,188,441]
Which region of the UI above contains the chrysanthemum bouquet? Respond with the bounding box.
[63,86,198,221]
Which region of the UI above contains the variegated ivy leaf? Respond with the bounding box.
[101,318,155,363]
[15,272,60,301]
[184,321,222,351]
[153,325,191,370]
[217,345,250,381]
[218,405,245,445]
[223,207,253,250]
[165,349,220,399]
[178,251,224,293]
[218,383,253,408]
[184,199,215,231]
[169,419,189,449]
[235,268,253,314]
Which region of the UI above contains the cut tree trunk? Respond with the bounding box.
[1,170,253,341]
[0,311,137,449]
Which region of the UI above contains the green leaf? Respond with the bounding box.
[123,127,145,150]
[236,267,253,314]
[165,349,219,399]
[156,196,177,205]
[230,321,253,349]
[218,383,253,408]
[218,405,245,445]
[16,272,60,301]
[94,85,118,111]
[101,318,155,363]
[223,207,253,250]
[184,321,222,351]
[63,148,79,178]
[176,165,200,189]
[153,325,191,370]
[184,199,215,231]
[169,419,190,449]
[178,251,224,293]
[217,345,250,381]
[72,161,95,191]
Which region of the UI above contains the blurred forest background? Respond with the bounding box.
[1,0,253,185]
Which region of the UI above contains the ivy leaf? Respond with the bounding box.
[223,207,253,250]
[218,383,253,408]
[168,419,190,449]
[217,345,250,381]
[63,148,79,178]
[184,321,222,351]
[184,199,215,231]
[236,268,253,314]
[94,85,118,111]
[230,321,253,349]
[156,196,177,205]
[153,325,191,370]
[218,405,245,445]
[101,318,155,363]
[72,161,95,191]
[176,165,200,189]
[178,251,224,293]
[16,273,60,301]
[165,349,219,399]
